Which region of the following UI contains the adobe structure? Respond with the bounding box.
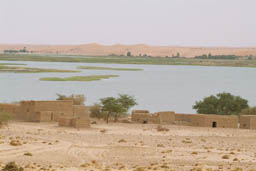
[240,115,256,129]
[174,113,238,128]
[131,110,238,128]
[0,100,90,128]
[131,110,175,124]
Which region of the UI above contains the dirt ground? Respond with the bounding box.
[0,121,256,171]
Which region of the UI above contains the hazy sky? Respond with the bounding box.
[0,0,255,46]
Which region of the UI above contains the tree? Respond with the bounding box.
[240,107,256,115]
[193,92,249,115]
[100,97,124,123]
[56,94,85,105]
[127,51,131,57]
[89,103,104,120]
[117,94,137,112]
[99,94,137,123]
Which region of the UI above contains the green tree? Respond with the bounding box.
[100,94,137,123]
[89,103,103,120]
[240,107,256,115]
[193,92,249,115]
[117,94,137,112]
[100,97,124,123]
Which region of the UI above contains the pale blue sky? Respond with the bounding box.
[0,0,255,46]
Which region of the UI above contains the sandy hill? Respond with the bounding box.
[0,43,256,58]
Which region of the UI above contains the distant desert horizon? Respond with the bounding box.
[0,43,256,58]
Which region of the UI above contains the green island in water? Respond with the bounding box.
[40,75,119,82]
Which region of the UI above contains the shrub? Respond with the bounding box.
[0,112,13,128]
[89,103,103,120]
[1,162,24,171]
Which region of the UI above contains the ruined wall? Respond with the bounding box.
[0,103,19,115]
[157,111,175,124]
[174,113,238,128]
[240,115,251,129]
[131,112,159,124]
[202,114,238,128]
[174,113,194,126]
[132,110,149,114]
[73,105,89,118]
[34,100,73,121]
[240,115,256,129]
[16,101,36,121]
[72,118,90,128]
[32,111,52,122]
[58,117,73,127]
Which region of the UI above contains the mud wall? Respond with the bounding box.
[0,103,19,114]
[73,105,89,118]
[131,112,159,124]
[240,115,256,129]
[157,111,175,124]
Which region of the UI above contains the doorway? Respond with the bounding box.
[212,122,217,128]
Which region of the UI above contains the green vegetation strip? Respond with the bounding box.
[0,63,26,66]
[1,54,256,68]
[0,65,78,73]
[77,66,143,71]
[40,75,119,81]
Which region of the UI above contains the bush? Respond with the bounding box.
[0,112,13,128]
[1,162,24,171]
[89,103,103,120]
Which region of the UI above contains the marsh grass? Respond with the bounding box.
[0,63,26,66]
[0,65,78,73]
[77,66,143,71]
[40,75,119,82]
[1,54,256,68]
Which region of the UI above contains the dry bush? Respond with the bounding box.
[156,125,169,132]
[100,129,106,133]
[24,152,32,156]
[222,154,229,159]
[118,139,127,143]
[10,140,22,146]
[1,162,24,171]
[0,112,13,128]
[191,152,198,155]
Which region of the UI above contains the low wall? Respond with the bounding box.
[240,115,256,129]
[131,112,159,124]
[174,113,238,128]
[157,111,175,124]
[0,103,19,114]
[73,105,89,118]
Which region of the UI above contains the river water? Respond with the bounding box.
[0,61,255,113]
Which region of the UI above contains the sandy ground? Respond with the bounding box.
[0,122,256,171]
[0,43,256,57]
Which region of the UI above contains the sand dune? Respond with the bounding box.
[0,43,256,57]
